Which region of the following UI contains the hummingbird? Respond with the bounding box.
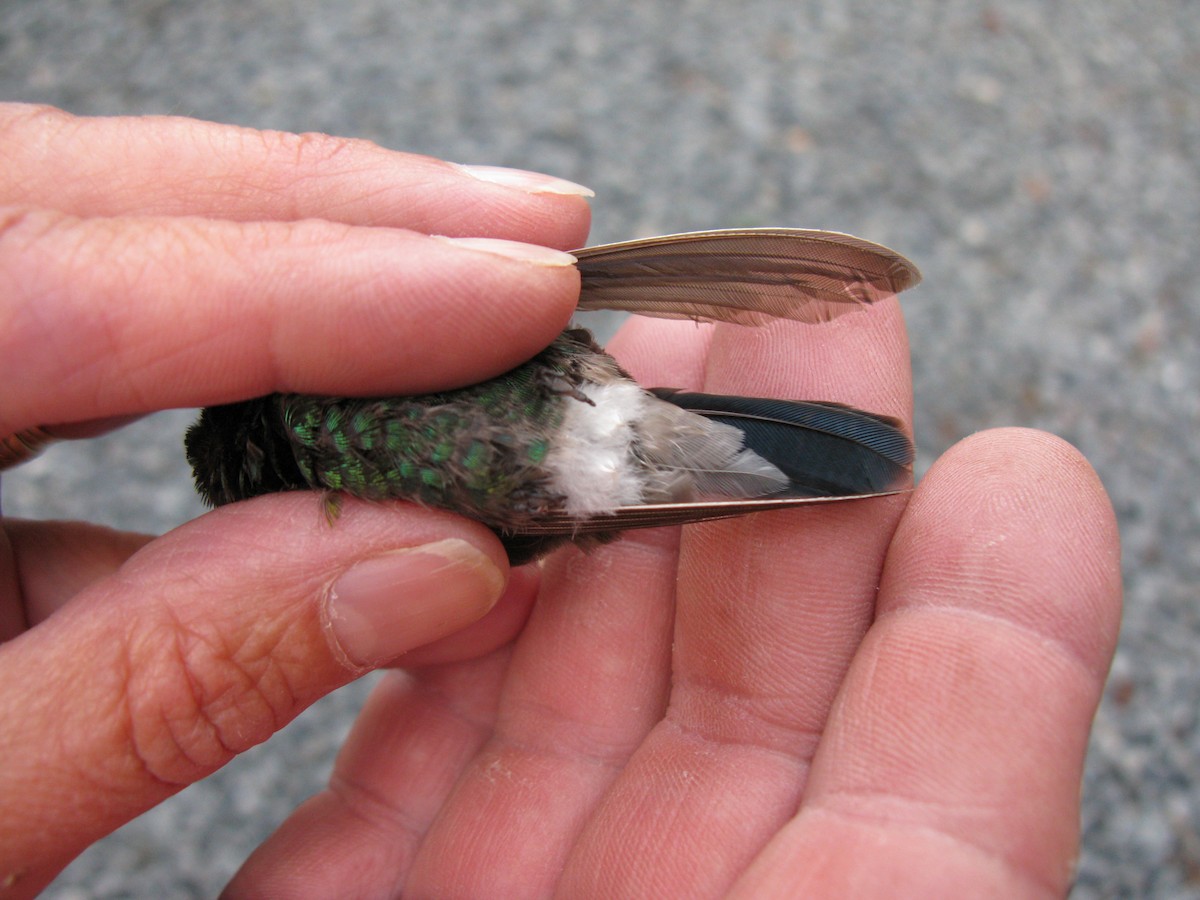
[185,229,921,564]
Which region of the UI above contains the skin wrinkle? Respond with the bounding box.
[249,128,420,223]
[115,217,326,399]
[83,220,168,414]
[3,528,32,634]
[72,125,143,212]
[678,531,887,701]
[123,595,304,785]
[113,620,182,795]
[408,651,511,730]
[0,105,68,181]
[326,672,497,840]
[261,225,434,392]
[388,169,477,227]
[665,683,826,765]
[219,218,299,394]
[256,132,344,219]
[283,129,358,169]
[139,612,242,782]
[494,695,652,769]
[231,614,308,738]
[797,805,1065,898]
[874,600,1107,683]
[818,782,1018,829]
[328,768,430,841]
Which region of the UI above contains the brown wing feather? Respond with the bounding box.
[574,228,921,325]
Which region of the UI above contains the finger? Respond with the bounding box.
[404,528,682,896]
[395,565,541,669]
[230,315,708,897]
[226,655,511,898]
[730,429,1122,897]
[0,496,510,895]
[227,570,544,897]
[561,300,914,896]
[606,315,716,389]
[0,209,580,436]
[1,519,153,633]
[0,104,592,248]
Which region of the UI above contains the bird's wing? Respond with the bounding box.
[574,228,921,325]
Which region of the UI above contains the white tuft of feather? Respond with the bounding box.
[544,382,793,516]
[544,381,650,515]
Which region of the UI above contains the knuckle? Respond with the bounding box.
[0,104,82,201]
[0,103,74,159]
[247,127,376,200]
[120,609,300,786]
[0,206,76,348]
[0,101,73,130]
[0,204,64,246]
[0,205,118,356]
[260,127,361,166]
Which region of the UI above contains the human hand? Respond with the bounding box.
[227,295,1123,895]
[0,102,592,896]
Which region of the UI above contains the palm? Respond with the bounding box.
[231,309,1117,897]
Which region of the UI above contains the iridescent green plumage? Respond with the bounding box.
[280,336,584,519]
[186,329,626,535]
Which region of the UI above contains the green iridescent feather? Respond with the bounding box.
[185,329,617,527]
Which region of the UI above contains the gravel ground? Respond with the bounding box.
[2,1,1198,896]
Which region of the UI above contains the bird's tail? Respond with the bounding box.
[650,388,913,497]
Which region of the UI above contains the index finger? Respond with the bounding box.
[0,212,583,437]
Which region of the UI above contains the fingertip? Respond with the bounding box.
[885,426,1122,674]
[927,426,1112,504]
[0,214,585,430]
[324,536,509,670]
[454,164,595,199]
[432,235,578,267]
[394,563,540,668]
[788,427,1120,896]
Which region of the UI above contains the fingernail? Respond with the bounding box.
[456,164,595,198]
[325,539,505,668]
[434,235,577,267]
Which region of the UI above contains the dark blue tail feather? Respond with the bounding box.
[651,389,912,497]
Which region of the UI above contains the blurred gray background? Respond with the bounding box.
[1,0,1197,896]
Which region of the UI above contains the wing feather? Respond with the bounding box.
[575,228,921,325]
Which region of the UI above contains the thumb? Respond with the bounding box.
[0,495,507,896]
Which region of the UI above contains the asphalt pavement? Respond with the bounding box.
[1,1,1198,896]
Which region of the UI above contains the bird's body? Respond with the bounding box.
[186,229,921,563]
